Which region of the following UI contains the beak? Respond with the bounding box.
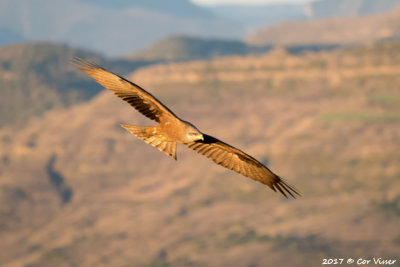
[198,134,204,141]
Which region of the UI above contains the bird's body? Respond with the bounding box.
[73,58,299,198]
[120,118,202,160]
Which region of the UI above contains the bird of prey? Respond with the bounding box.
[73,58,299,198]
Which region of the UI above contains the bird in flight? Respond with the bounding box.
[73,58,299,198]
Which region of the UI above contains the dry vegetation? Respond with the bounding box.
[0,41,399,266]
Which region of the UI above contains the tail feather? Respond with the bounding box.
[120,124,177,160]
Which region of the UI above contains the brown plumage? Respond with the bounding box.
[73,58,299,198]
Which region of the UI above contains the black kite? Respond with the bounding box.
[73,58,299,198]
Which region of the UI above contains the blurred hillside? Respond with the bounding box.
[0,0,242,56]
[128,35,272,62]
[0,41,399,266]
[203,0,400,33]
[0,43,103,127]
[128,35,341,63]
[0,42,149,127]
[209,3,307,31]
[307,0,400,18]
[80,0,215,18]
[247,8,400,47]
[3,0,400,57]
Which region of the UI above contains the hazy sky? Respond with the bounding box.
[191,0,312,5]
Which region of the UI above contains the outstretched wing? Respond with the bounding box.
[72,58,177,122]
[186,134,299,198]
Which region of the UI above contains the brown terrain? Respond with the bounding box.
[0,43,103,128]
[0,41,400,266]
[247,8,400,47]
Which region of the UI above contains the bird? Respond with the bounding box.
[72,58,299,198]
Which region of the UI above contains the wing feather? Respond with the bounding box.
[186,134,299,198]
[72,58,177,122]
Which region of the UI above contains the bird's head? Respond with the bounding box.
[184,122,204,142]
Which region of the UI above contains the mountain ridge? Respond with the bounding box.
[306,0,400,18]
[0,0,242,56]
[127,35,340,62]
[247,8,400,46]
[1,40,399,266]
[0,42,150,127]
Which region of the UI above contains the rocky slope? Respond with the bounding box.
[0,42,152,127]
[0,42,399,267]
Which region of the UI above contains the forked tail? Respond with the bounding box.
[120,124,177,160]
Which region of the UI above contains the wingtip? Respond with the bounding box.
[70,56,85,66]
[71,57,100,72]
[273,177,300,199]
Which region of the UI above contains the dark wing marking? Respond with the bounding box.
[72,58,177,122]
[186,134,299,198]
